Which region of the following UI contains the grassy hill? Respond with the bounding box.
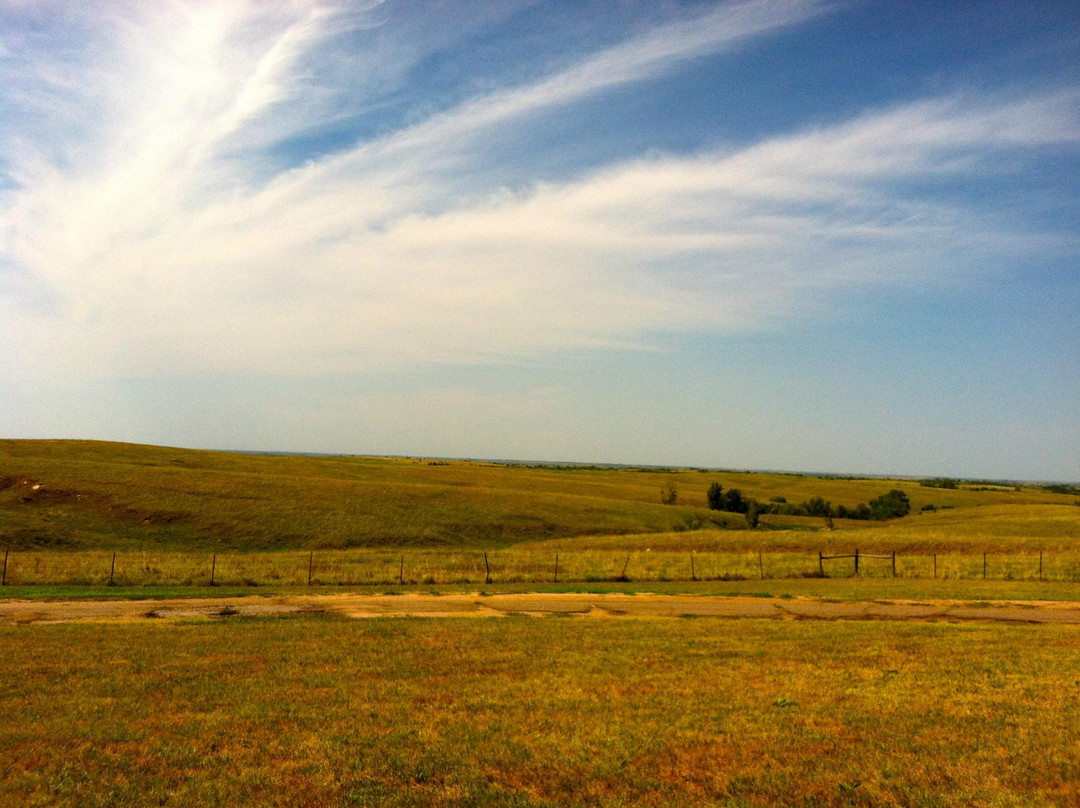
[1,439,1076,552]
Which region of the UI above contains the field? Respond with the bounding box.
[3,440,1080,806]
[3,439,1079,594]
[3,439,1077,555]
[4,614,1080,807]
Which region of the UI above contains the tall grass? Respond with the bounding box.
[3,439,1076,551]
[3,546,1078,588]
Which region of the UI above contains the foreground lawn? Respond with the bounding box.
[3,615,1078,806]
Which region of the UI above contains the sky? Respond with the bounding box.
[1,0,1078,481]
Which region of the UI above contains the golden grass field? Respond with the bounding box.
[2,439,1078,591]
[3,439,1080,806]
[2,439,1076,554]
[3,614,1079,807]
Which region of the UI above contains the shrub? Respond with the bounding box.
[722,488,747,514]
[868,489,911,520]
[802,496,832,518]
[745,500,760,529]
[707,482,723,510]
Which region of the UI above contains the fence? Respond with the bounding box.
[0,547,1077,588]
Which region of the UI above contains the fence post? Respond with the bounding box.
[110,552,116,586]
[759,550,764,580]
[854,548,860,577]
[619,554,630,581]
[308,552,313,586]
[554,553,559,584]
[818,551,824,578]
[690,552,696,582]
[892,551,896,578]
[399,555,404,585]
[484,552,491,584]
[211,554,216,586]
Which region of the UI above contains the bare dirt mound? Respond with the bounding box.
[3,593,1080,625]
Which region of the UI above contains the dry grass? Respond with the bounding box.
[2,614,1078,807]
[3,439,1075,552]
[4,544,1079,590]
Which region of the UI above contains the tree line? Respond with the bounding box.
[707,483,911,522]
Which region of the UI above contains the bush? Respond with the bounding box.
[802,496,832,518]
[722,488,747,514]
[745,500,760,529]
[868,489,911,520]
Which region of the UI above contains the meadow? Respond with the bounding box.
[2,439,1079,594]
[3,439,1075,554]
[3,614,1079,807]
[4,440,1080,806]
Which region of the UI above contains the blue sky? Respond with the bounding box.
[1,0,1078,480]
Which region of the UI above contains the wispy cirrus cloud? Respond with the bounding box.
[1,0,1077,386]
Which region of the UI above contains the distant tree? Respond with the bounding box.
[722,488,747,514]
[802,496,832,518]
[920,478,958,490]
[660,482,678,506]
[745,499,760,529]
[707,482,724,510]
[868,489,911,520]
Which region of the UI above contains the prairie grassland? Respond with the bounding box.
[2,439,1075,552]
[3,615,1078,807]
[4,542,1080,590]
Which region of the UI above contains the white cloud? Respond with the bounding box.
[1,0,1077,387]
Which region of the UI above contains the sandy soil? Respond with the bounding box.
[2,592,1080,625]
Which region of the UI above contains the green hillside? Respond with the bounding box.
[0,439,1074,552]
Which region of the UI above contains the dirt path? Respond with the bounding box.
[3,592,1080,625]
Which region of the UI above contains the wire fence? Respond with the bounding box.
[3,547,1079,588]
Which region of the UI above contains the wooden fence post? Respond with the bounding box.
[484,552,491,584]
[308,552,313,586]
[399,555,404,585]
[619,554,630,581]
[854,548,860,577]
[690,552,696,582]
[818,551,824,578]
[110,552,116,586]
[759,550,764,580]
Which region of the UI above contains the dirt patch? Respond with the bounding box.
[2,593,1080,626]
